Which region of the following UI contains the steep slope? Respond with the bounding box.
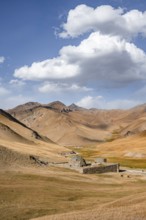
[117,104,146,137]
[0,109,70,169]
[8,102,41,115]
[0,122,31,144]
[68,103,86,111]
[92,133,146,162]
[46,101,66,110]
[7,101,146,146]
[0,109,45,143]
[7,102,123,146]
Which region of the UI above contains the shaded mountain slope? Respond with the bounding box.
[0,108,71,170]
[8,104,112,146]
[0,108,55,144]
[7,101,146,146]
[0,122,32,144]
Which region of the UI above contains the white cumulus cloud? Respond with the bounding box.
[76,95,142,109]
[59,4,146,39]
[14,58,80,80]
[14,32,146,86]
[9,79,26,87]
[38,82,92,93]
[76,95,103,108]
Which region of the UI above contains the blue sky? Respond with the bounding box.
[1,0,146,109]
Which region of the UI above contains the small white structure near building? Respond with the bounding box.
[69,155,86,168]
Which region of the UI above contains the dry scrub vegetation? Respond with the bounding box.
[0,166,146,220]
[1,103,146,220]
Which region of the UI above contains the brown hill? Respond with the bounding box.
[45,101,66,110]
[7,101,146,147]
[0,108,46,143]
[5,101,130,146]
[68,103,86,111]
[8,103,116,146]
[2,102,146,220]
[0,108,71,169]
[0,122,31,144]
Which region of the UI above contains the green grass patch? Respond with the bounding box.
[105,137,116,142]
[68,146,100,160]
[108,157,146,169]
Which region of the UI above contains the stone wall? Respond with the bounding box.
[81,163,119,174]
[95,158,107,163]
[69,155,86,168]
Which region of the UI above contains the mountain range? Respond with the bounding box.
[1,101,146,220]
[1,100,146,169]
[7,101,146,145]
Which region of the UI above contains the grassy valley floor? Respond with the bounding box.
[1,166,146,220]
